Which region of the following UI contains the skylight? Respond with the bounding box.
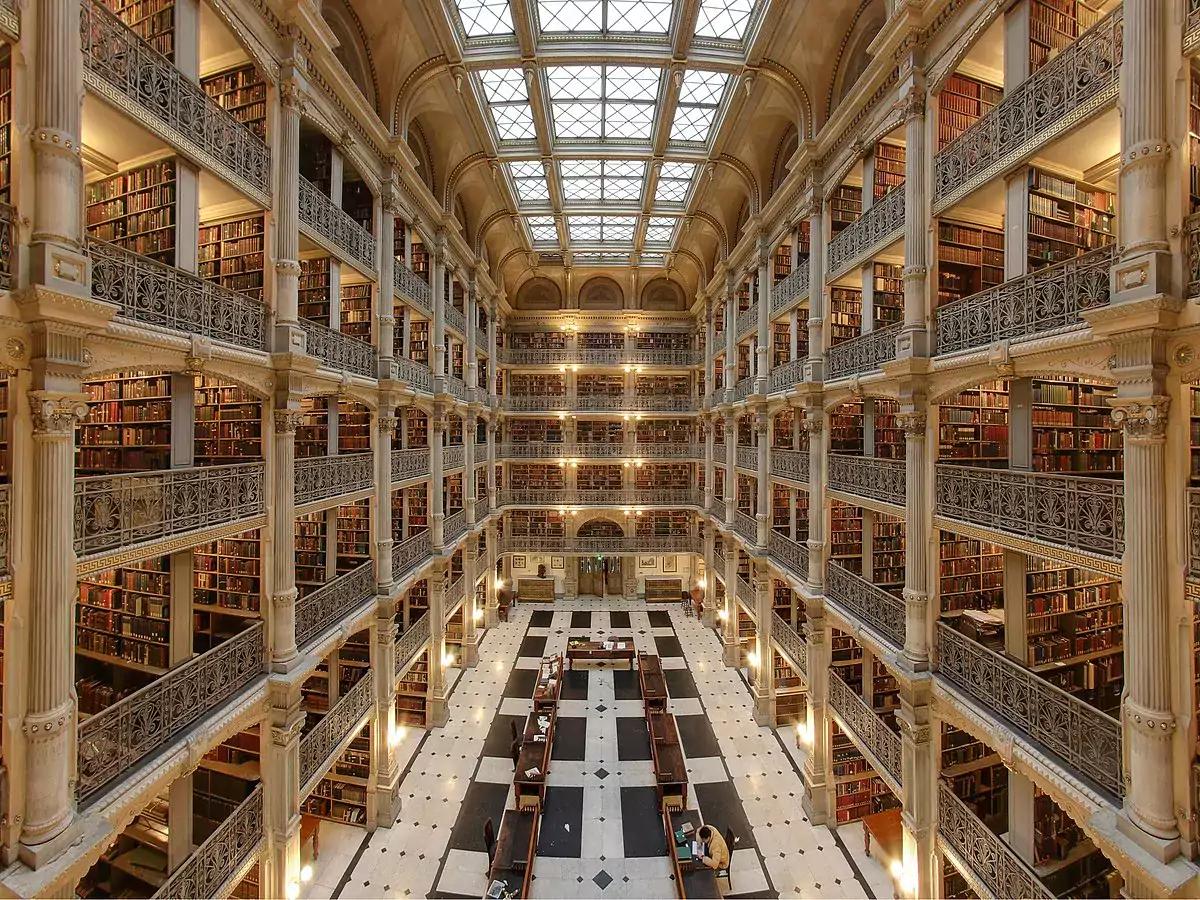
[507,161,551,202]
[526,216,560,245]
[654,162,698,204]
[535,0,673,34]
[547,65,662,142]
[643,216,678,245]
[574,251,633,264]
[670,70,730,143]
[453,0,515,37]
[560,159,646,203]
[694,0,757,42]
[479,69,536,141]
[568,215,638,245]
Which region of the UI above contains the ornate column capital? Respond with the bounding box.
[801,411,824,436]
[29,392,88,434]
[1108,396,1169,440]
[896,411,927,436]
[280,79,309,115]
[377,415,399,437]
[273,409,303,434]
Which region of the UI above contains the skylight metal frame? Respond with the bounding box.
[534,0,676,39]
[545,64,663,144]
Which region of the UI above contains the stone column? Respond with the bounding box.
[271,406,301,670]
[375,412,396,592]
[466,278,478,395]
[432,234,447,380]
[262,686,304,900]
[486,419,498,513]
[752,560,775,726]
[801,600,831,824]
[803,408,826,598]
[431,409,446,548]
[897,72,928,359]
[371,609,401,825]
[755,409,770,547]
[898,679,935,899]
[702,528,717,628]
[461,539,479,667]
[427,562,449,726]
[19,394,88,865]
[704,298,715,402]
[464,412,477,524]
[703,416,716,511]
[898,405,929,669]
[722,544,740,667]
[755,242,770,392]
[378,191,398,378]
[804,195,825,383]
[723,274,737,402]
[724,419,736,527]
[484,520,500,627]
[273,81,304,349]
[488,306,499,402]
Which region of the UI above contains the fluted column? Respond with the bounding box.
[722,544,739,667]
[262,690,304,900]
[723,274,737,401]
[20,394,88,865]
[703,416,715,510]
[487,312,498,402]
[803,408,826,596]
[484,520,499,627]
[461,540,479,667]
[375,412,396,592]
[801,603,831,824]
[804,195,825,382]
[431,409,446,548]
[704,298,715,403]
[464,413,477,524]
[702,528,716,628]
[371,612,401,825]
[486,419,498,513]
[378,191,398,377]
[466,276,478,395]
[271,407,301,669]
[898,406,929,669]
[274,82,303,343]
[755,409,770,547]
[427,561,449,726]
[898,681,935,899]
[724,419,736,528]
[898,77,928,358]
[432,234,447,380]
[752,560,775,726]
[755,243,770,391]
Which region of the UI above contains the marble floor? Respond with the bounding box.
[305,600,893,900]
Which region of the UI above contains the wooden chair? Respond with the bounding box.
[715,827,735,892]
[483,817,496,867]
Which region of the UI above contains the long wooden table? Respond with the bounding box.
[565,638,636,669]
[515,708,555,806]
[639,651,668,713]
[487,807,539,898]
[533,654,563,711]
[648,709,687,810]
[665,809,721,899]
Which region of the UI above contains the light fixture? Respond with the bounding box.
[473,607,484,621]
[495,576,505,590]
[697,577,707,590]
[443,652,457,666]
[389,724,408,747]
[889,860,904,881]
[300,865,314,884]
[286,883,300,900]
[747,650,760,668]
[717,609,728,621]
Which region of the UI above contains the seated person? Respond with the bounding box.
[696,825,729,871]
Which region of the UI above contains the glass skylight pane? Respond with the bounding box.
[493,105,537,140]
[605,102,654,139]
[670,105,717,142]
[538,0,603,31]
[510,161,545,179]
[563,177,602,200]
[560,159,602,179]
[478,69,528,103]
[678,70,729,105]
[605,220,636,241]
[553,102,603,138]
[606,66,660,101]
[508,162,550,202]
[608,0,672,32]
[644,217,677,243]
[455,0,515,36]
[547,66,604,100]
[569,219,605,241]
[527,216,560,243]
[605,177,643,200]
[694,0,756,41]
[607,160,645,178]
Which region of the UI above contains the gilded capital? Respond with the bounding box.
[29,392,89,434]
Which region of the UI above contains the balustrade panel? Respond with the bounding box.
[771,449,810,482]
[825,562,905,648]
[767,531,809,580]
[299,319,376,378]
[298,176,376,272]
[769,358,805,393]
[395,612,430,678]
[444,508,467,543]
[771,611,807,678]
[153,787,263,899]
[771,261,810,314]
[295,562,375,648]
[294,453,374,505]
[394,265,432,313]
[827,185,904,278]
[393,530,432,579]
[825,323,901,381]
[828,671,902,787]
[828,454,905,506]
[299,671,375,789]
[392,448,430,482]
[393,357,433,392]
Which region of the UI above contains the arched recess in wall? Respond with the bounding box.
[640,278,687,312]
[576,517,625,538]
[829,0,886,114]
[514,276,563,310]
[770,125,799,197]
[320,0,380,113]
[578,276,624,310]
[407,125,435,193]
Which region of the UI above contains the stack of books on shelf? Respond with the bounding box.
[86,159,177,264]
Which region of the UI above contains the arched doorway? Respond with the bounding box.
[576,519,624,597]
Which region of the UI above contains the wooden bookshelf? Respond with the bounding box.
[396,648,429,726]
[578,420,621,444]
[0,47,11,204]
[635,375,690,397]
[773,244,793,283]
[510,332,567,350]
[336,502,371,575]
[409,318,430,366]
[507,510,566,538]
[1031,377,1121,474]
[871,516,905,591]
[635,510,691,536]
[636,419,690,444]
[201,725,262,781]
[1191,70,1200,213]
[341,179,374,234]
[295,396,329,459]
[830,501,863,574]
[1030,0,1101,72]
[511,373,566,396]
[103,0,175,57]
[1027,167,1115,272]
[338,401,371,453]
[295,511,327,596]
[829,185,862,237]
[508,418,565,444]
[86,159,177,265]
[580,332,623,351]
[199,214,266,301]
[871,262,904,328]
[579,464,622,491]
[78,374,172,474]
[873,399,903,460]
[636,332,691,352]
[194,377,262,465]
[938,533,1004,614]
[201,63,267,139]
[404,485,429,534]
[406,578,429,619]
[938,73,1002,150]
[339,283,372,343]
[941,723,1007,831]
[406,410,429,448]
[299,257,332,325]
[77,558,171,676]
[578,374,623,397]
[833,724,899,824]
[194,530,262,618]
[937,219,1005,307]
[873,142,905,199]
[829,287,862,346]
[444,473,464,514]
[635,463,692,491]
[938,381,1009,465]
[829,401,864,454]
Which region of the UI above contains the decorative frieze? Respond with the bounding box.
[498,535,699,554]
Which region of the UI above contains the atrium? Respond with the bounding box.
[0,0,1196,897]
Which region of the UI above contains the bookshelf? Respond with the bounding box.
[507,463,564,491]
[829,185,862,237]
[936,219,1005,307]
[396,648,429,726]
[510,332,567,350]
[578,420,621,444]
[295,397,329,459]
[1027,167,1115,272]
[406,578,429,620]
[873,399,903,460]
[511,374,566,396]
[410,241,428,279]
[103,0,175,57]
[578,374,624,397]
[938,73,1002,151]
[295,511,327,596]
[509,418,566,444]
[409,318,430,366]
[302,728,371,825]
[341,179,374,234]
[86,159,177,265]
[580,332,623,350]
[404,485,429,535]
[1031,377,1121,474]
[829,401,864,454]
[299,257,332,325]
[636,463,692,491]
[201,64,267,139]
[771,322,792,368]
[336,502,371,575]
[871,516,905,592]
[636,419,690,444]
[873,142,905,199]
[829,287,862,346]
[0,47,10,204]
[635,375,690,397]
[445,473,464,514]
[201,725,261,782]
[78,374,172,474]
[870,262,904,327]
[406,410,429,448]
[830,502,863,574]
[938,533,1004,614]
[77,558,171,676]
[636,510,691,536]
[340,283,373,343]
[832,724,899,823]
[199,215,266,301]
[195,377,263,465]
[1029,0,1101,72]
[338,402,371,453]
[938,382,1009,464]
[579,465,623,491]
[773,244,793,283]
[508,510,566,538]
[941,723,1007,831]
[636,332,691,351]
[194,530,262,618]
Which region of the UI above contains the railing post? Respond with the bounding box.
[271,406,301,670]
[371,609,401,825]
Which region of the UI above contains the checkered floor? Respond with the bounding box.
[314,601,886,900]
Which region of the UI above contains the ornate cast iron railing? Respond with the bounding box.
[1186,213,1200,299]
[772,260,809,314]
[771,612,807,679]
[392,447,429,482]
[298,176,376,273]
[502,395,568,411]
[394,264,432,313]
[444,508,467,543]
[0,202,15,290]
[736,445,757,470]
[296,561,375,649]
[829,670,902,788]
[629,396,698,412]
[635,443,703,459]
[299,318,376,378]
[732,377,755,402]
[499,442,568,458]
[712,497,728,523]
[735,510,757,544]
[75,462,265,558]
[153,786,263,899]
[827,184,905,278]
[826,323,901,381]
[395,612,430,678]
[736,576,754,610]
[393,530,432,578]
[499,535,698,554]
[393,356,432,392]
[712,547,727,575]
[475,327,488,354]
[769,358,805,393]
[496,488,702,507]
[828,454,906,506]
[626,348,702,366]
[937,782,1053,900]
[768,531,809,580]
[933,6,1122,211]
[772,449,810,483]
[294,452,373,506]
[1190,489,1200,580]
[80,0,270,201]
[446,305,467,335]
[937,622,1123,796]
[441,374,468,401]
[78,623,264,802]
[443,445,466,470]
[936,245,1114,355]
[90,239,267,350]
[736,302,758,339]
[935,464,1124,560]
[826,562,906,649]
[299,670,375,790]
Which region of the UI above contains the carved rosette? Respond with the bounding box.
[29,393,89,435]
[1107,397,1169,440]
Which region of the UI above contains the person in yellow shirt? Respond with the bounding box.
[697,825,729,871]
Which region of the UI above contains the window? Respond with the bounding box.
[453,0,514,37]
[568,216,638,246]
[526,216,559,245]
[536,0,673,34]
[560,159,646,203]
[670,70,730,143]
[479,69,535,141]
[654,162,698,204]
[547,65,663,142]
[507,161,551,202]
[694,0,758,42]
[643,216,678,245]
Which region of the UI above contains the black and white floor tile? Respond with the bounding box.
[310,601,890,900]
